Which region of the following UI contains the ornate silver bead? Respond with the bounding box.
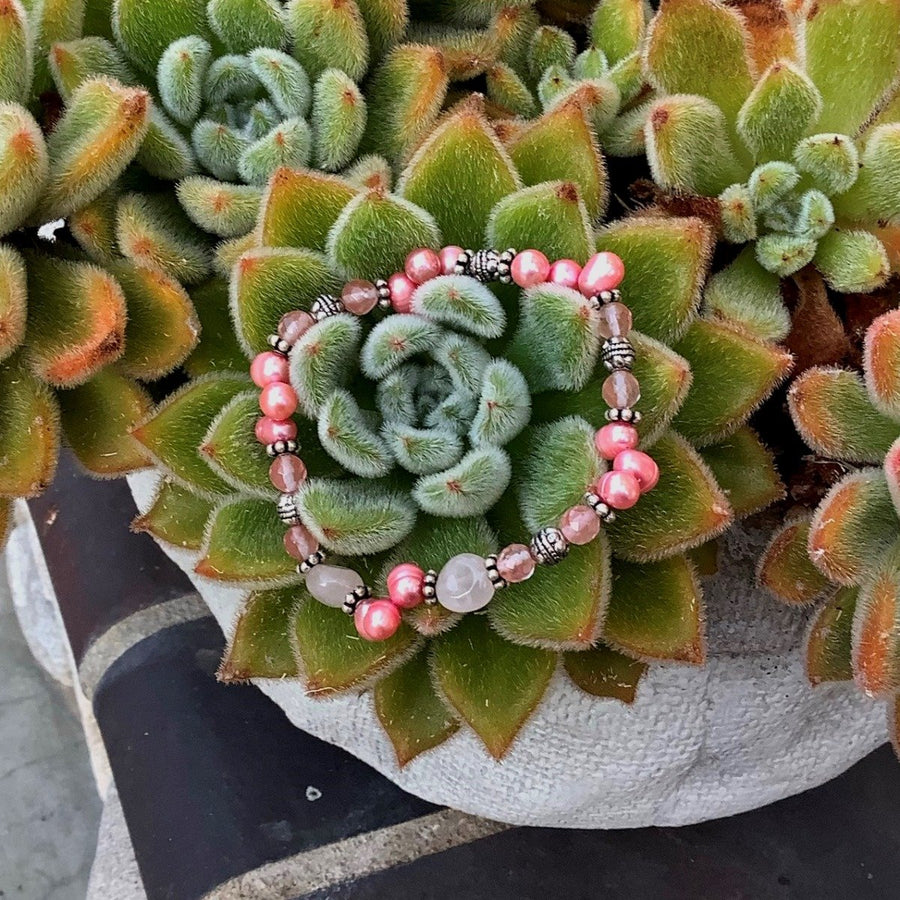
[343,583,370,615]
[467,249,503,282]
[605,407,642,424]
[276,492,301,526]
[298,549,326,574]
[311,294,344,321]
[267,333,291,355]
[530,527,569,566]
[583,490,616,524]
[422,569,438,604]
[375,278,392,310]
[484,554,507,589]
[601,336,635,371]
[266,439,300,458]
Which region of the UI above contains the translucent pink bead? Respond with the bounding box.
[387,563,426,609]
[269,454,307,492]
[602,371,641,408]
[355,599,402,642]
[614,449,659,493]
[597,302,633,338]
[283,524,319,561]
[547,258,582,289]
[559,505,601,545]
[405,247,441,284]
[255,416,297,445]
[341,279,378,315]
[278,309,315,344]
[578,251,625,297]
[259,381,298,420]
[594,422,639,460]
[250,351,289,387]
[388,272,416,313]
[511,249,551,288]
[439,245,464,275]
[496,543,535,583]
[596,470,641,510]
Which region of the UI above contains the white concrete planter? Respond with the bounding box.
[129,471,887,828]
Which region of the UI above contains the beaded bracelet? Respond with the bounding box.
[248,246,658,641]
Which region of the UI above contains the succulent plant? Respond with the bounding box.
[130,89,795,760]
[759,307,900,756]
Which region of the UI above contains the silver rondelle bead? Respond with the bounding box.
[266,438,300,458]
[267,333,291,355]
[422,569,438,604]
[298,549,326,574]
[453,249,472,276]
[583,491,616,524]
[605,407,641,424]
[601,336,635,371]
[484,554,507,589]
[276,492,301,526]
[497,248,517,285]
[311,294,344,321]
[343,584,370,615]
[375,278,392,310]
[530,527,569,566]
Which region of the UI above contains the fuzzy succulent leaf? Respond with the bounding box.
[157,36,211,126]
[238,117,312,185]
[360,314,441,380]
[248,47,311,118]
[384,423,463,475]
[564,641,646,703]
[755,232,817,278]
[191,119,249,181]
[132,477,215,549]
[290,313,362,416]
[853,549,900,697]
[527,24,575,82]
[864,309,900,418]
[0,245,26,361]
[806,587,857,685]
[468,360,530,448]
[432,332,490,397]
[318,388,394,477]
[208,0,287,54]
[795,133,859,195]
[186,276,250,376]
[486,62,537,118]
[813,229,889,294]
[413,446,511,518]
[177,177,262,238]
[718,183,756,244]
[590,0,644,67]
[286,0,368,83]
[0,104,47,236]
[310,68,366,172]
[411,275,506,339]
[833,125,900,225]
[0,1,30,106]
[758,516,831,605]
[748,161,800,213]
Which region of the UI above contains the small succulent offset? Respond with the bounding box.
[759,308,900,755]
[132,92,793,761]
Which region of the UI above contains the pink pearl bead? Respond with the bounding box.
[578,251,625,297]
[259,381,298,420]
[593,422,639,460]
[559,505,601,545]
[388,272,416,313]
[255,416,297,445]
[283,524,319,560]
[387,563,426,609]
[548,258,582,289]
[278,310,315,344]
[596,470,641,510]
[354,599,402,642]
[439,245,464,275]
[250,351,289,388]
[511,249,551,288]
[613,449,659,493]
[405,248,441,284]
[269,454,307,492]
[496,543,535,583]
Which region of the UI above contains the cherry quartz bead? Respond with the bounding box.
[388,272,416,313]
[496,543,536,583]
[341,279,379,315]
[597,302,633,338]
[511,249,550,288]
[594,422,639,460]
[283,524,319,561]
[250,351,289,388]
[578,251,625,297]
[259,381,298,420]
[255,416,297,445]
[355,598,402,642]
[602,371,641,409]
[596,470,641,510]
[613,449,659,493]
[269,454,307,492]
[387,563,426,609]
[405,247,441,284]
[439,245,464,275]
[560,505,601,545]
[278,309,315,344]
[548,258,582,289]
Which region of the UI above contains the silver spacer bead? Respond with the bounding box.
[605,407,642,424]
[298,549,326,574]
[375,278,392,310]
[266,439,299,458]
[583,490,616,524]
[484,554,507,589]
[343,584,370,615]
[453,249,472,276]
[267,333,291,355]
[276,492,301,526]
[311,293,344,321]
[601,336,635,371]
[422,569,438,604]
[588,289,622,311]
[530,526,569,566]
[497,248,516,285]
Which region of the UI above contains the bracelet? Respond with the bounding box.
[247,247,658,641]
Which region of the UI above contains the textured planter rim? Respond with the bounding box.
[128,471,888,829]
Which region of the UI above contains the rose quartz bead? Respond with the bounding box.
[405,247,441,284]
[283,524,319,561]
[355,598,402,642]
[255,416,297,445]
[439,245,464,275]
[548,258,582,289]
[597,302,633,338]
[436,553,495,612]
[388,272,416,313]
[602,371,641,408]
[559,504,601,545]
[596,470,641,510]
[269,454,307,492]
[578,251,625,297]
[511,249,551,288]
[594,422,639,460]
[341,279,379,315]
[278,309,315,344]
[250,351,289,388]
[306,564,361,608]
[496,543,535,583]
[259,381,298,420]
[614,449,659,493]
[387,563,426,609]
